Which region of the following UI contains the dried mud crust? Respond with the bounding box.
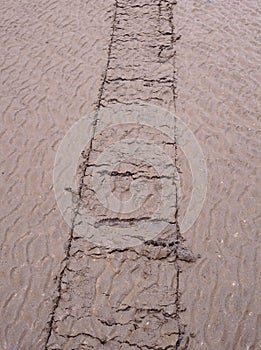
[45,0,196,349]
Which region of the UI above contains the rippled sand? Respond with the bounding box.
[176,1,260,349]
[0,0,260,349]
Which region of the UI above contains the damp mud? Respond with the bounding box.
[0,0,260,350]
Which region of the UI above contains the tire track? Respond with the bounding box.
[45,1,195,349]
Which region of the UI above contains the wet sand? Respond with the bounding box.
[0,0,260,349]
[175,1,260,349]
[0,1,115,348]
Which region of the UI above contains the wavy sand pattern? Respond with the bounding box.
[0,0,260,349]
[0,1,114,348]
[175,1,260,349]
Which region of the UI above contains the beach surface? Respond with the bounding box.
[0,1,260,349]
